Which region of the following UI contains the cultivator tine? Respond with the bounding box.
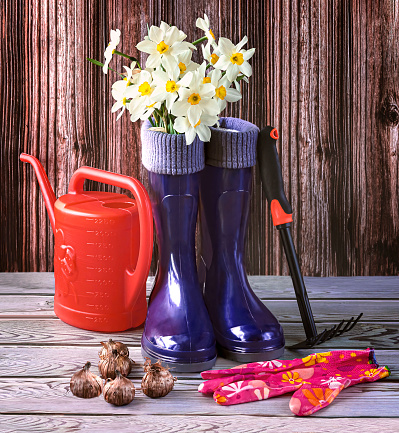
[319,326,335,344]
[326,320,345,340]
[311,332,326,346]
[350,313,363,329]
[289,340,310,349]
[337,318,354,335]
[337,313,363,336]
[290,315,364,349]
[290,331,324,349]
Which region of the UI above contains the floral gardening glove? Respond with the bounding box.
[198,349,390,416]
[289,363,390,416]
[199,348,376,394]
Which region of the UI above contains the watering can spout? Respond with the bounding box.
[20,153,57,233]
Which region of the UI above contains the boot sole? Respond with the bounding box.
[217,343,285,363]
[141,347,217,373]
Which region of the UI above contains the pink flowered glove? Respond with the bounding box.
[198,349,390,416]
[199,348,375,394]
[289,363,389,416]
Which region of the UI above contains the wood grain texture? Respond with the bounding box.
[0,417,398,433]
[1,345,397,380]
[0,377,397,417]
[2,295,398,323]
[2,272,398,299]
[0,416,398,433]
[0,274,398,421]
[1,0,398,275]
[0,318,398,348]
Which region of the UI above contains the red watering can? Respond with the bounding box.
[20,154,153,332]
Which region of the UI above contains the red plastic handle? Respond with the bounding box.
[20,153,57,233]
[68,167,153,309]
[270,199,293,226]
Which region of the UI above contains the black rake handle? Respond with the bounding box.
[257,126,318,340]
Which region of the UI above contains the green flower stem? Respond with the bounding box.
[153,108,163,119]
[149,117,156,127]
[86,58,124,77]
[169,118,176,135]
[113,51,141,69]
[162,105,169,132]
[192,36,208,46]
[152,109,160,125]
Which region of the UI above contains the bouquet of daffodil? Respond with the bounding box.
[88,14,255,145]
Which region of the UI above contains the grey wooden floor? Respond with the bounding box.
[0,273,398,432]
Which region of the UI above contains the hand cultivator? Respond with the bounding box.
[257,127,363,348]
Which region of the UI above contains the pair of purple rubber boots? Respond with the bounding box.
[140,118,285,372]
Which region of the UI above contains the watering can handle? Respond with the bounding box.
[68,166,153,309]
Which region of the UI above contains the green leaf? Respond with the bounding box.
[113,50,141,68]
[86,58,124,77]
[87,57,104,67]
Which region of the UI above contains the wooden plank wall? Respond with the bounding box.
[1,0,398,275]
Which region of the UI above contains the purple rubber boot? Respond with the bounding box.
[199,117,285,362]
[140,121,217,372]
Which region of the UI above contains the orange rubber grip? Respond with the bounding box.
[270,199,293,226]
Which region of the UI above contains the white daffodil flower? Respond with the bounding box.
[125,70,160,122]
[196,14,217,48]
[202,42,221,67]
[151,68,193,112]
[208,69,242,112]
[214,36,255,82]
[234,76,249,91]
[122,61,141,85]
[103,29,121,74]
[110,63,137,120]
[136,22,194,73]
[174,113,219,145]
[176,50,200,77]
[172,63,219,127]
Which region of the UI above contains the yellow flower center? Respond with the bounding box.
[188,93,201,105]
[203,77,211,84]
[230,52,244,65]
[179,62,187,73]
[138,82,152,96]
[194,119,201,128]
[210,53,219,65]
[156,41,169,54]
[215,85,226,100]
[123,77,131,86]
[282,371,303,384]
[165,80,177,93]
[122,97,127,105]
[146,102,156,108]
[209,29,216,40]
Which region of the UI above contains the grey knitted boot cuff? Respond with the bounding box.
[141,120,205,175]
[205,117,259,168]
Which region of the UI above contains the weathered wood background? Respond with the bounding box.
[1,0,398,275]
